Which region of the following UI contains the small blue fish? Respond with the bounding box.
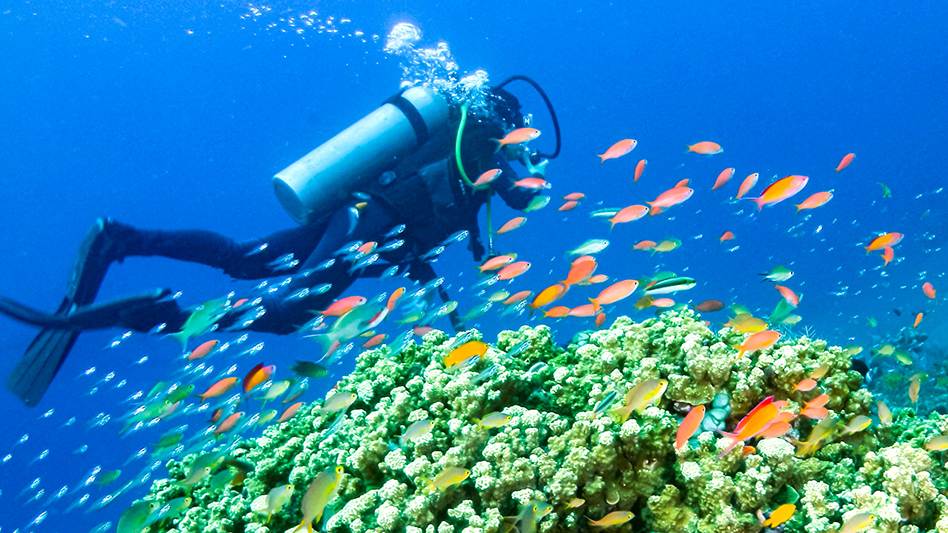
[243,242,269,257]
[384,224,407,239]
[440,230,469,245]
[593,391,617,417]
[472,365,499,383]
[378,239,405,253]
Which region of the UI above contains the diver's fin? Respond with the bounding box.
[0,289,172,330]
[6,296,80,407]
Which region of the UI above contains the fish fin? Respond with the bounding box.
[491,139,502,153]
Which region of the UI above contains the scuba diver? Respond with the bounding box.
[1,76,560,407]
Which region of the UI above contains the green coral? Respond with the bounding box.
[134,309,948,533]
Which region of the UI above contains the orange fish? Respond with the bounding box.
[795,191,833,212]
[319,296,366,317]
[413,325,434,336]
[719,231,734,243]
[213,412,245,435]
[563,192,585,201]
[188,339,220,361]
[795,378,818,392]
[243,363,275,394]
[719,401,779,457]
[914,312,923,328]
[589,280,640,311]
[558,201,578,211]
[562,258,597,288]
[745,175,808,212]
[277,402,304,423]
[712,168,735,190]
[835,153,855,173]
[923,282,936,300]
[774,284,799,306]
[568,304,597,317]
[686,141,723,155]
[736,172,759,200]
[585,274,609,284]
[608,205,649,229]
[732,330,781,359]
[634,159,647,182]
[529,283,567,311]
[865,232,903,253]
[542,306,570,318]
[675,405,705,450]
[497,217,527,235]
[650,298,675,308]
[386,287,406,312]
[647,186,694,215]
[597,139,637,165]
[472,168,503,188]
[492,128,540,151]
[503,290,533,305]
[762,504,796,528]
[197,377,239,403]
[633,240,656,251]
[595,312,606,328]
[362,333,387,348]
[497,261,531,280]
[881,246,895,268]
[478,254,516,272]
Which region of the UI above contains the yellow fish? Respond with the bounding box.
[762,503,795,528]
[397,419,435,447]
[266,484,294,523]
[587,510,633,527]
[317,392,357,413]
[474,412,513,429]
[840,513,874,533]
[444,340,489,368]
[297,466,343,533]
[723,313,768,334]
[420,466,470,493]
[612,379,668,423]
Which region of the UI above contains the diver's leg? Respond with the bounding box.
[108,220,325,280]
[240,202,399,335]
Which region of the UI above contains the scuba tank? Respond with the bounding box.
[272,86,450,225]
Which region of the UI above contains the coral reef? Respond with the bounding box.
[136,309,948,532]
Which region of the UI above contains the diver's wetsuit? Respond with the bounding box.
[102,119,536,335]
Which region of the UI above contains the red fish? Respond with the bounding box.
[736,173,759,200]
[647,187,694,215]
[386,287,406,312]
[511,177,550,190]
[214,412,245,435]
[835,153,855,173]
[188,339,220,361]
[589,280,639,311]
[597,139,637,165]
[745,175,808,211]
[492,128,540,151]
[319,296,367,317]
[795,191,833,212]
[694,300,725,312]
[686,141,723,155]
[609,205,649,229]
[881,246,895,268]
[478,254,516,272]
[676,405,705,450]
[472,169,503,188]
[497,261,531,280]
[497,217,527,235]
[542,306,570,318]
[503,290,533,305]
[568,304,597,317]
[719,231,734,243]
[277,402,304,423]
[922,282,936,300]
[712,168,735,190]
[774,284,799,306]
[362,333,387,348]
[914,312,923,328]
[595,312,606,328]
[563,192,585,201]
[197,377,239,403]
[562,258,597,288]
[559,201,578,211]
[732,330,781,359]
[633,240,656,251]
[634,159,647,182]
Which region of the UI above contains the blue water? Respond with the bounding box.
[1,1,945,531]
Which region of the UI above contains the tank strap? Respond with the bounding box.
[385,91,429,147]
